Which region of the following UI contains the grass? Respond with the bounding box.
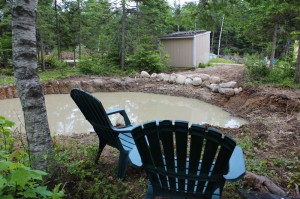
[0,68,81,85]
[209,58,236,64]
[38,68,80,82]
[0,75,15,85]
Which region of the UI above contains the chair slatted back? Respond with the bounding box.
[132,120,236,198]
[70,88,119,148]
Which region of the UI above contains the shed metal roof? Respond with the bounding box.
[159,30,209,39]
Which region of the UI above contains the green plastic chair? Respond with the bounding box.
[70,88,140,179]
[131,120,246,199]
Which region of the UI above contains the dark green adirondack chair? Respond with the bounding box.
[131,120,246,199]
[70,88,140,179]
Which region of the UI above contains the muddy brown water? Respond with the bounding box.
[0,92,248,135]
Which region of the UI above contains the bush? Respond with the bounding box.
[126,46,168,73]
[244,54,297,87]
[244,55,270,83]
[0,68,14,76]
[77,56,112,75]
[0,116,64,198]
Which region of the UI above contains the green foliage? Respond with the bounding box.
[126,46,168,73]
[0,116,15,152]
[244,55,271,83]
[245,54,299,87]
[39,68,80,83]
[44,55,69,70]
[0,68,13,76]
[77,55,138,76]
[53,137,146,198]
[0,76,14,85]
[0,116,64,198]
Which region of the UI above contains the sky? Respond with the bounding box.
[167,0,198,6]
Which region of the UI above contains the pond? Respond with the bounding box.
[0,92,248,135]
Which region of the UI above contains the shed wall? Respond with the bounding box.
[195,33,210,65]
[161,38,193,67]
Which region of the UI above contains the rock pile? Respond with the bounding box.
[140,71,242,97]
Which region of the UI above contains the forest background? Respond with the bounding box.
[1,0,299,82]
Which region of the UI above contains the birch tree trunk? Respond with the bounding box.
[12,0,53,171]
[294,39,300,84]
[269,24,278,68]
[217,15,224,57]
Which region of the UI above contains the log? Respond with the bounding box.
[244,171,286,196]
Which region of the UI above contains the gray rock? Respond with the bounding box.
[210,76,221,84]
[234,88,240,94]
[208,84,219,93]
[163,74,170,82]
[218,87,235,96]
[192,77,202,86]
[220,81,237,88]
[150,73,157,78]
[141,71,150,78]
[169,74,177,84]
[176,74,186,84]
[198,73,210,81]
[184,78,193,85]
[157,73,164,81]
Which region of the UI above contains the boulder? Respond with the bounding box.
[150,73,157,78]
[156,73,164,81]
[175,74,186,84]
[184,78,193,85]
[234,88,240,95]
[141,71,150,78]
[220,81,237,88]
[192,77,202,86]
[208,84,219,93]
[218,87,235,96]
[169,74,177,84]
[210,76,221,84]
[163,74,170,82]
[198,73,210,81]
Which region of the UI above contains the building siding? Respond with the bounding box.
[195,32,210,65]
[161,38,193,67]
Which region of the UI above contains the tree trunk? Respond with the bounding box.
[121,0,126,70]
[40,35,45,71]
[54,0,61,61]
[217,15,224,57]
[77,0,81,59]
[294,40,300,84]
[12,0,53,171]
[269,24,278,68]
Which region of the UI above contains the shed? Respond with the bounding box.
[159,30,211,67]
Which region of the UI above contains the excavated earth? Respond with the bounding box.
[1,64,299,197]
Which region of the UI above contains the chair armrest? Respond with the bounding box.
[223,146,246,181]
[129,146,142,167]
[114,126,135,133]
[106,108,131,126]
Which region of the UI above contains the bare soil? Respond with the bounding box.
[63,64,300,198]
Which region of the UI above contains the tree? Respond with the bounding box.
[12,0,53,171]
[0,0,12,68]
[294,39,300,83]
[37,0,56,71]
